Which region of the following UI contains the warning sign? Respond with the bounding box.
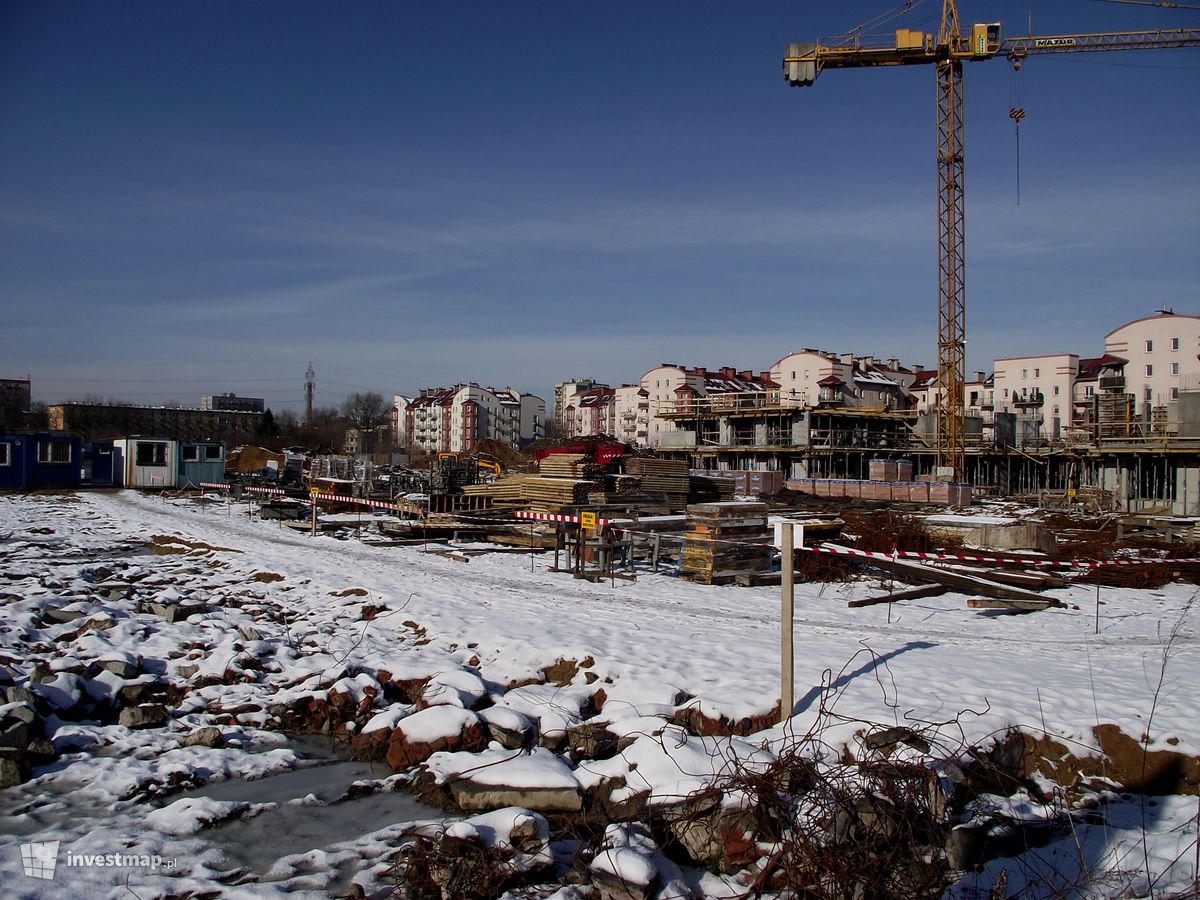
[580,511,598,530]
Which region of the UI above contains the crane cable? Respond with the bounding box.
[1010,58,1026,205]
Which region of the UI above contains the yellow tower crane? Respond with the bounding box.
[784,1,1200,480]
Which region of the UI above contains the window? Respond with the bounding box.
[1146,340,1154,352]
[37,441,71,464]
[1003,388,1009,399]
[204,445,221,460]
[1053,385,1060,396]
[1085,386,1095,397]
[1146,365,1154,377]
[0,443,9,466]
[1034,368,1040,378]
[1171,362,1180,376]
[1053,405,1059,416]
[1021,369,1028,379]
[181,445,199,462]
[1145,387,1153,401]
[1172,337,1180,351]
[1171,387,1180,400]
[135,442,168,467]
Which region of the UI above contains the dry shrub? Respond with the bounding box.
[842,510,958,556]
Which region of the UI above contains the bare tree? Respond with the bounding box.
[341,392,390,430]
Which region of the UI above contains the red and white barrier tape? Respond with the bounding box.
[804,543,1200,570]
[514,510,612,527]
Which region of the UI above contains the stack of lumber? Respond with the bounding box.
[538,454,605,481]
[687,475,737,503]
[625,458,691,510]
[520,476,595,510]
[461,474,534,506]
[680,502,772,585]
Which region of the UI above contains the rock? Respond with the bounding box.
[0,703,38,751]
[567,721,618,760]
[42,606,87,625]
[96,657,140,679]
[659,790,758,872]
[385,707,487,770]
[479,707,538,751]
[118,679,172,707]
[3,685,36,707]
[448,780,583,814]
[863,725,931,754]
[148,602,206,623]
[179,726,224,748]
[0,755,29,788]
[591,847,658,900]
[119,704,169,730]
[67,614,116,638]
[236,625,263,642]
[419,668,487,710]
[945,821,989,870]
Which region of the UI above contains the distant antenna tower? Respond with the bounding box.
[304,362,315,425]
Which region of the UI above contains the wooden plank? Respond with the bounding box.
[848,584,949,607]
[967,597,1053,612]
[822,544,1065,606]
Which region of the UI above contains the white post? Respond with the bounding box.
[781,522,795,724]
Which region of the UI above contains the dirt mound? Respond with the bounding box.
[226,446,284,475]
[468,438,525,468]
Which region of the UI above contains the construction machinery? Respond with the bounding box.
[784,1,1200,479]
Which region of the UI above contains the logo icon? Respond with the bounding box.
[20,841,59,880]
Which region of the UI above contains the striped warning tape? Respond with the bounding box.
[307,491,425,516]
[244,486,288,497]
[514,510,612,527]
[803,543,1200,570]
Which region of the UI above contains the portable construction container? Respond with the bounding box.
[110,437,178,489]
[85,440,117,485]
[0,433,82,491]
[178,440,225,488]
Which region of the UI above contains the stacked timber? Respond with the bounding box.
[687,475,737,504]
[680,501,772,585]
[520,476,595,510]
[625,458,691,510]
[461,475,535,507]
[538,454,605,481]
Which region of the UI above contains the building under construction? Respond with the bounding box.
[652,383,1200,516]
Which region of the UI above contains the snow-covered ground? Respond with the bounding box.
[2,490,1199,898]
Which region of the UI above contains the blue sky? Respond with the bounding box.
[2,1,1197,413]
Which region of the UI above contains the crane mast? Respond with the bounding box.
[784,3,1200,480]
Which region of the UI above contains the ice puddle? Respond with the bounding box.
[170,734,448,874]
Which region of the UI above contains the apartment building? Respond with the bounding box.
[1105,310,1200,420]
[561,386,616,437]
[770,351,913,411]
[613,385,651,446]
[640,364,778,448]
[992,354,1079,440]
[404,384,545,453]
[553,378,599,434]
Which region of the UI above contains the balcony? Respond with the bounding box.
[1013,392,1045,409]
[1099,375,1126,392]
[656,391,798,419]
